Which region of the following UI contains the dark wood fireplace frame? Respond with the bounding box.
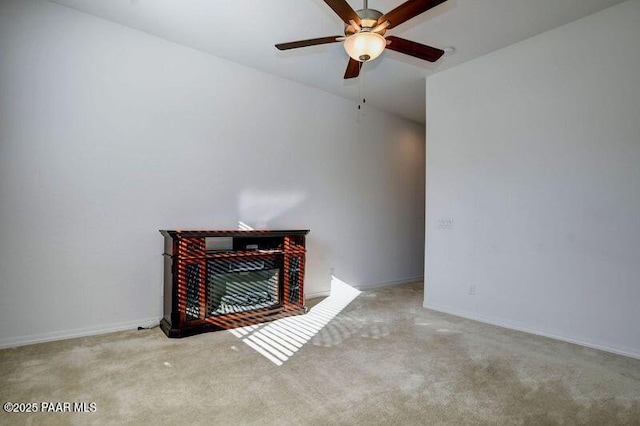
[159,229,309,338]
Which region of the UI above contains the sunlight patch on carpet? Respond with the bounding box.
[229,276,361,366]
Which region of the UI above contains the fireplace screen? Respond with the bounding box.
[207,258,281,316]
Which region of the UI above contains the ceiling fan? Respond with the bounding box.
[275,0,448,79]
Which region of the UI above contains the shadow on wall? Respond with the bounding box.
[228,276,361,366]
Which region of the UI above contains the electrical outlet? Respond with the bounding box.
[468,285,476,296]
[437,218,454,230]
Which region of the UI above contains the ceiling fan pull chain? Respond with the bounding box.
[360,62,367,105]
[358,62,366,111]
[358,62,361,109]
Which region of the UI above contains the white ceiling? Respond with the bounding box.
[47,0,625,123]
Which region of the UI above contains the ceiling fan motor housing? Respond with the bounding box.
[345,9,386,36]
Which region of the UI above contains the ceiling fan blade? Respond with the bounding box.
[275,36,343,50]
[379,0,448,29]
[344,58,361,79]
[385,36,445,62]
[324,0,361,25]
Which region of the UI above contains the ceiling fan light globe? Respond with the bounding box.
[344,32,386,62]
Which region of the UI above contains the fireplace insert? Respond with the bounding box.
[207,257,281,316]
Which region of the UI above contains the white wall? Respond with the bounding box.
[425,0,640,358]
[0,0,425,348]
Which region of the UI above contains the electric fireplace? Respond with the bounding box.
[160,229,308,338]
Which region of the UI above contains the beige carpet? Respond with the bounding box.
[1,282,639,425]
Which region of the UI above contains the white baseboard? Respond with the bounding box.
[0,278,425,350]
[0,317,161,350]
[306,276,423,300]
[424,302,640,360]
[305,290,331,299]
[356,276,423,291]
